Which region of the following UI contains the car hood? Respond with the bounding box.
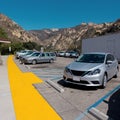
[68,61,103,71]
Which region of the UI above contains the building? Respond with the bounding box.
[82,32,120,61]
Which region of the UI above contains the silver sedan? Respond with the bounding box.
[63,52,119,88]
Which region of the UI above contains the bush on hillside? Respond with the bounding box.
[0,41,43,55]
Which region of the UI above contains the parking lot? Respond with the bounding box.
[15,57,120,120]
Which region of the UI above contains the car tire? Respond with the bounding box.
[49,59,54,63]
[32,60,37,65]
[20,60,23,64]
[101,74,107,89]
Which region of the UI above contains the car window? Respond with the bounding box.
[46,53,50,56]
[41,53,45,57]
[76,54,105,63]
[50,53,55,56]
[106,54,115,62]
[110,54,115,61]
[31,53,40,57]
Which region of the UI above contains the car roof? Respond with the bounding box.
[82,52,111,55]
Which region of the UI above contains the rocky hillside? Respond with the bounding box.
[30,29,59,41]
[0,14,42,44]
[30,20,120,52]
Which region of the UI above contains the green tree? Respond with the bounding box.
[23,41,35,50]
[0,41,43,55]
[0,27,8,39]
[23,41,42,51]
[0,43,9,55]
[10,42,24,54]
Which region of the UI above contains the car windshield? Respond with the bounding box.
[26,51,33,55]
[76,54,105,63]
[19,50,27,53]
[31,53,40,57]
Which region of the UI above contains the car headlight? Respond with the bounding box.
[87,69,101,75]
[65,67,71,73]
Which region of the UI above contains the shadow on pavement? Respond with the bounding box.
[107,88,120,120]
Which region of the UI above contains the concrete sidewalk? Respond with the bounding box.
[0,56,16,120]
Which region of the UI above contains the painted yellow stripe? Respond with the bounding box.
[7,55,62,120]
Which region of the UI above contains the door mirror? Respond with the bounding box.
[106,60,112,64]
[74,59,77,62]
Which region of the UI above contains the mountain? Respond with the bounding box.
[0,13,120,52]
[30,20,120,52]
[30,29,59,41]
[0,13,42,44]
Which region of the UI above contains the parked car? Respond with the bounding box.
[63,52,119,88]
[19,50,34,60]
[64,51,79,58]
[15,50,31,59]
[19,51,37,63]
[64,51,72,57]
[57,51,65,57]
[46,52,57,61]
[70,51,79,58]
[22,52,56,64]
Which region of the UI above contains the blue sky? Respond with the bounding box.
[0,0,120,30]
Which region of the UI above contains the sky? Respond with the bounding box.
[0,0,120,30]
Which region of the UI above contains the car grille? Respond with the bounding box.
[71,70,86,76]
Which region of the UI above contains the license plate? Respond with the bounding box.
[73,76,80,81]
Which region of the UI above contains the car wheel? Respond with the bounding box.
[32,60,37,65]
[49,59,54,63]
[20,60,23,64]
[19,60,22,64]
[101,74,107,89]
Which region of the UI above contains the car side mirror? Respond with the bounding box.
[74,59,77,61]
[74,59,78,62]
[106,60,112,64]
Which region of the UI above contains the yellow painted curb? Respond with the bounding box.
[7,55,62,120]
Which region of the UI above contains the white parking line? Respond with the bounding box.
[50,76,63,81]
[31,68,63,82]
[32,71,63,75]
[31,69,63,73]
